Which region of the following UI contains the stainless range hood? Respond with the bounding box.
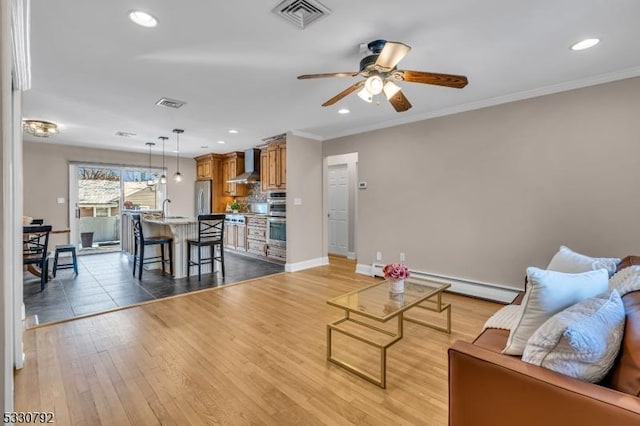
[227,148,261,183]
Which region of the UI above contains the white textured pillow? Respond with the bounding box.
[522,290,625,383]
[547,245,620,276]
[503,267,609,355]
[609,265,640,297]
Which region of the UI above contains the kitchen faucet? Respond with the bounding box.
[162,198,171,219]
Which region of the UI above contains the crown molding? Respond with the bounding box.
[319,66,640,142]
[289,129,323,141]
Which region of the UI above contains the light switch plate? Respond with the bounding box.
[57,197,65,204]
[294,198,302,205]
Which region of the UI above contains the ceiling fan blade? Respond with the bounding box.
[321,81,364,107]
[297,72,359,80]
[387,90,412,112]
[375,41,411,70]
[399,70,468,88]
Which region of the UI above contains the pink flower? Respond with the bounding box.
[382,263,410,280]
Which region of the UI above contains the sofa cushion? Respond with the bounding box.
[606,290,640,396]
[503,267,609,355]
[522,290,625,383]
[547,245,620,277]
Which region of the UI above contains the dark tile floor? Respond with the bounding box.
[23,251,284,326]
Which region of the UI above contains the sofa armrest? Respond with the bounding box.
[448,341,640,426]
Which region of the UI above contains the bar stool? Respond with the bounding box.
[53,244,78,276]
[187,214,225,280]
[131,214,173,279]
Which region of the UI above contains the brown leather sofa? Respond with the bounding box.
[448,256,640,426]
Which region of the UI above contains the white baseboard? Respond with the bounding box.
[286,256,329,272]
[356,263,521,303]
[347,252,356,260]
[355,263,373,276]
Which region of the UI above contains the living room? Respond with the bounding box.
[3,1,640,424]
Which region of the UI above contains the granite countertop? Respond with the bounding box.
[122,209,162,213]
[144,217,197,225]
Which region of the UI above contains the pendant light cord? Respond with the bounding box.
[172,129,184,182]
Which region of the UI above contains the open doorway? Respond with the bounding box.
[326,153,358,260]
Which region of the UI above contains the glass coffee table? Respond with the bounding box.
[326,277,451,388]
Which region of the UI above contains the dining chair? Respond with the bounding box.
[131,214,173,279]
[23,225,52,290]
[187,214,226,280]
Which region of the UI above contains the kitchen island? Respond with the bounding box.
[121,212,222,279]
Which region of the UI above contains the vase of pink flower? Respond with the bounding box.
[383,263,410,294]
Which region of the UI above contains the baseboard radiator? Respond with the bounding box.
[368,263,520,303]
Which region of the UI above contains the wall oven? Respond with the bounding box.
[267,217,286,248]
[267,191,286,217]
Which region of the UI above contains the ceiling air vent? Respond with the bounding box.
[155,97,187,109]
[272,0,331,29]
[116,131,136,137]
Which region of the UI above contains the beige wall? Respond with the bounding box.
[23,142,196,245]
[286,132,324,265]
[323,76,640,289]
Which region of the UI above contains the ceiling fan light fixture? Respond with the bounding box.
[570,38,600,51]
[383,81,401,99]
[364,75,384,95]
[128,10,158,28]
[357,88,373,103]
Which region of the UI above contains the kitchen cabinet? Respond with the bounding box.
[193,154,226,212]
[224,222,247,251]
[246,216,267,256]
[260,141,286,191]
[221,152,248,197]
[260,150,269,193]
[195,154,214,180]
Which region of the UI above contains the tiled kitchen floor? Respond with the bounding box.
[23,250,285,326]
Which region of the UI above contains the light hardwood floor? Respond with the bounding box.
[14,256,502,425]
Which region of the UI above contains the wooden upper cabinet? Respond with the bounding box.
[278,143,286,188]
[195,154,214,180]
[261,141,286,191]
[221,152,247,196]
[260,150,269,193]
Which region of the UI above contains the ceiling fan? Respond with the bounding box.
[297,39,468,112]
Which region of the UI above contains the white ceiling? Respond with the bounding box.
[22,0,640,157]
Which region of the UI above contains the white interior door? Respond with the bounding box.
[328,164,348,256]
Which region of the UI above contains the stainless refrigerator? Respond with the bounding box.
[194,180,211,216]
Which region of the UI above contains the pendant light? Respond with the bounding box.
[173,128,184,182]
[145,142,155,186]
[158,136,168,184]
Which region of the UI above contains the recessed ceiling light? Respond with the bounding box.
[570,38,600,51]
[228,129,239,134]
[338,108,350,114]
[128,10,158,28]
[217,140,226,144]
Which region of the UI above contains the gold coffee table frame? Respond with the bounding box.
[326,278,451,388]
